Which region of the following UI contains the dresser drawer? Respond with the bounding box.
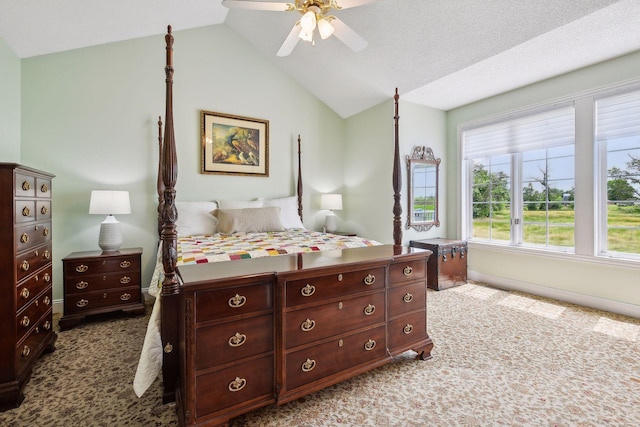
[17,243,52,282]
[195,281,273,323]
[388,311,427,351]
[15,200,36,223]
[64,254,141,277]
[389,259,426,286]
[15,311,53,374]
[195,314,273,371]
[36,200,51,220]
[16,289,52,343]
[64,271,141,295]
[64,287,141,314]
[285,266,385,308]
[14,173,36,197]
[16,222,52,252]
[285,325,386,391]
[285,291,385,349]
[35,177,52,198]
[194,355,274,419]
[388,281,426,319]
[17,265,52,312]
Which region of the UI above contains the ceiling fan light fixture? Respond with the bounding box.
[300,10,317,32]
[317,17,334,39]
[299,28,314,42]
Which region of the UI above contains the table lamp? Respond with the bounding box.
[321,193,342,233]
[89,190,131,252]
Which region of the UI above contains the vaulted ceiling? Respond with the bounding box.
[1,0,639,117]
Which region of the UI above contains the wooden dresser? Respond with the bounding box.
[410,238,467,290]
[0,163,57,411]
[176,245,433,427]
[59,248,145,330]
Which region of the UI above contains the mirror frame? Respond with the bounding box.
[406,146,441,232]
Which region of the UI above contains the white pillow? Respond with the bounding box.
[260,196,305,229]
[217,199,264,209]
[213,207,284,234]
[175,201,218,236]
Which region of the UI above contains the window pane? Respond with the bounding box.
[471,157,510,242]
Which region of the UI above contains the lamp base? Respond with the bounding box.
[324,212,338,233]
[98,215,123,252]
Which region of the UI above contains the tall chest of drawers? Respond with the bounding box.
[0,163,57,410]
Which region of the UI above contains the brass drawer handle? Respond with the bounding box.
[120,276,131,284]
[337,273,343,282]
[41,205,48,215]
[22,206,31,217]
[20,233,29,243]
[364,339,376,351]
[21,288,30,299]
[22,180,31,191]
[76,264,89,273]
[43,273,50,282]
[43,227,49,236]
[363,274,376,286]
[21,345,31,358]
[40,183,49,193]
[76,299,89,308]
[301,318,316,332]
[442,254,447,262]
[120,260,131,269]
[228,332,247,347]
[120,293,132,301]
[403,324,414,335]
[43,320,51,331]
[76,281,88,290]
[301,284,316,297]
[21,316,30,328]
[403,292,414,303]
[403,266,413,276]
[228,377,246,392]
[44,250,51,260]
[301,358,316,372]
[21,260,30,272]
[363,304,376,316]
[228,293,246,308]
[43,296,50,306]
[164,342,173,353]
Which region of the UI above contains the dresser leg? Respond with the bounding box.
[414,339,434,361]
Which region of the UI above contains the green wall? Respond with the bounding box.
[0,37,21,162]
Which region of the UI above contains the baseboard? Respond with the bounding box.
[52,287,154,315]
[469,271,640,319]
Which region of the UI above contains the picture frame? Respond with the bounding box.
[201,110,269,176]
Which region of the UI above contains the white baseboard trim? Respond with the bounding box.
[469,271,640,319]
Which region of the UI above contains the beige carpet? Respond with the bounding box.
[1,283,639,426]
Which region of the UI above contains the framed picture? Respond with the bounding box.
[201,110,269,176]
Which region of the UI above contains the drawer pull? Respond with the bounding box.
[76,281,88,290]
[301,284,316,297]
[43,227,50,236]
[41,205,48,215]
[403,266,413,276]
[120,293,132,301]
[228,377,246,392]
[21,316,30,328]
[363,304,376,316]
[403,324,414,335]
[22,206,31,217]
[43,273,51,282]
[76,264,89,273]
[21,345,31,358]
[21,288,30,299]
[228,294,247,308]
[364,339,376,351]
[120,260,131,269]
[363,274,376,286]
[337,273,343,282]
[442,254,447,262]
[301,318,316,332]
[22,180,31,191]
[21,260,30,271]
[403,292,414,303]
[76,299,89,308]
[40,183,49,193]
[43,296,50,306]
[20,233,29,243]
[44,250,51,260]
[164,342,173,353]
[120,276,131,284]
[301,358,316,372]
[228,332,247,347]
[43,321,51,331]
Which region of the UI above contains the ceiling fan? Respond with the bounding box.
[222,0,377,56]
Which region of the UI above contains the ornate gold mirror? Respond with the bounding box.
[406,146,440,231]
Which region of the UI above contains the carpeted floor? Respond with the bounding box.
[1,282,639,426]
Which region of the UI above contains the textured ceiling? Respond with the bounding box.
[1,0,639,117]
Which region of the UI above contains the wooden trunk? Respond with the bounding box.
[409,239,467,290]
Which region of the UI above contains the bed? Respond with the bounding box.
[140,26,433,427]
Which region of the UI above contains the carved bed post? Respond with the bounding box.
[297,134,303,222]
[157,116,165,238]
[392,88,403,246]
[160,25,180,404]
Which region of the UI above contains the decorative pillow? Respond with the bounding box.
[213,207,284,234]
[260,196,305,229]
[217,199,263,209]
[175,201,218,236]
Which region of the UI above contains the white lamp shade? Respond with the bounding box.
[317,18,334,39]
[89,190,131,215]
[321,193,342,211]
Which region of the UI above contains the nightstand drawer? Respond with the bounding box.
[64,272,140,295]
[64,255,141,277]
[64,287,142,314]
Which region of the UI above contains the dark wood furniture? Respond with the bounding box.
[176,245,432,426]
[410,238,467,290]
[59,248,145,330]
[330,231,357,236]
[0,163,57,410]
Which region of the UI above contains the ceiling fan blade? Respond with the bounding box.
[277,24,302,57]
[222,0,292,11]
[330,17,367,52]
[334,0,378,10]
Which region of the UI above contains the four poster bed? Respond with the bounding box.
[141,27,433,427]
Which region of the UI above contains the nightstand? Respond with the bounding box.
[59,247,145,330]
[330,231,357,237]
